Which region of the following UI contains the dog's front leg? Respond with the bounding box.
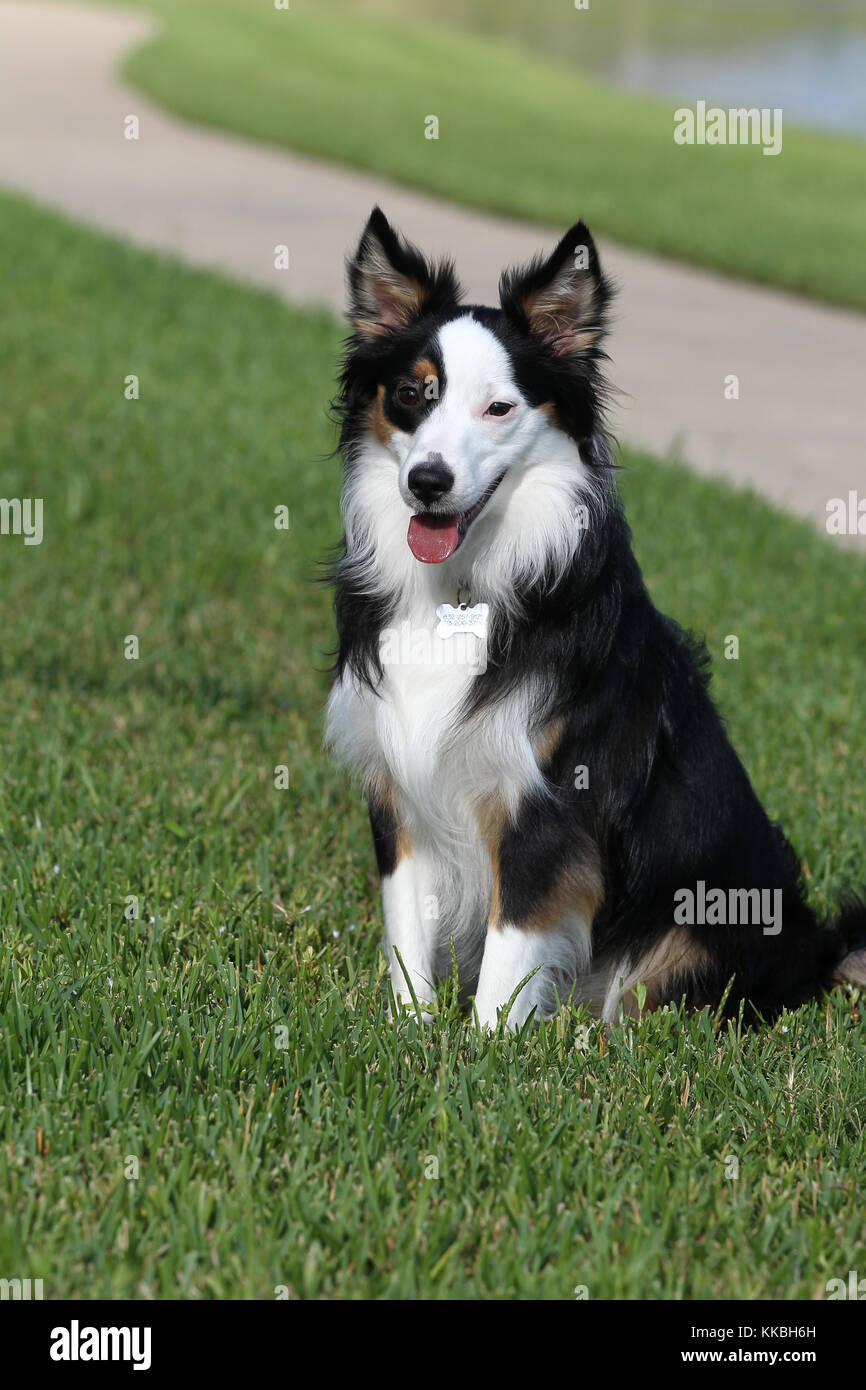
[475,920,592,1031]
[369,795,437,1020]
[474,812,599,1031]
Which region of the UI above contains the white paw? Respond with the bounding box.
[474,998,534,1033]
[387,990,436,1025]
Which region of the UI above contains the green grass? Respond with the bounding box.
[99,0,866,311]
[360,0,866,67]
[1,193,865,1299]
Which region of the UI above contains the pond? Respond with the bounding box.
[599,32,866,139]
[358,1,866,140]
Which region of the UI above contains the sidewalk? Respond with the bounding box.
[1,1,864,545]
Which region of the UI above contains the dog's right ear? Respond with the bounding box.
[347,207,462,340]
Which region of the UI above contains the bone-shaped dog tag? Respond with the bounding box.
[435,602,489,641]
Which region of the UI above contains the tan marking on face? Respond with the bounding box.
[394,826,411,865]
[370,383,395,444]
[616,929,710,1016]
[412,357,438,385]
[538,401,561,429]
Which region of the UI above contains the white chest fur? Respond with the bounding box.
[326,595,549,855]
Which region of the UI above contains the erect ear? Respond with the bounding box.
[347,207,463,340]
[499,221,612,356]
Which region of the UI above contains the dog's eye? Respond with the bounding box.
[394,383,422,408]
[485,401,514,417]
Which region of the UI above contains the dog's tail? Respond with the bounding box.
[830,896,866,989]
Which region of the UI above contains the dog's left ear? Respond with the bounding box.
[347,206,463,340]
[499,221,612,356]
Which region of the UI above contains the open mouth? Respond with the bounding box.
[407,473,506,564]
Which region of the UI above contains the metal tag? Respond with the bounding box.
[435,602,489,641]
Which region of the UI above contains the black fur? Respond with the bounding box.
[368,794,400,879]
[330,209,866,1023]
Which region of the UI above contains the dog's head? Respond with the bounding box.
[337,207,613,575]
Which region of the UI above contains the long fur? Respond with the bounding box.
[326,207,866,1028]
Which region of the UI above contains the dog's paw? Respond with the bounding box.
[474,998,539,1034]
[386,994,436,1025]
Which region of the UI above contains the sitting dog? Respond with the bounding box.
[326,207,865,1029]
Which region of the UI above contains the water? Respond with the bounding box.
[602,33,866,139]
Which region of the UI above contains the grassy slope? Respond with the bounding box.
[0,194,864,1298]
[361,0,866,66]
[98,0,866,311]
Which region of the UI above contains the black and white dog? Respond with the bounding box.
[326,207,865,1029]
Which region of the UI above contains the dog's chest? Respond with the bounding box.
[328,602,547,842]
[343,611,486,789]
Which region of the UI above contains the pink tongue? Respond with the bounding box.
[407,514,459,563]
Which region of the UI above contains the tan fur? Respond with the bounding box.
[412,357,438,385]
[610,928,709,1017]
[523,855,603,934]
[370,383,395,444]
[368,772,410,865]
[476,796,507,929]
[538,401,561,429]
[835,949,866,988]
[533,715,566,770]
[521,268,601,353]
[355,244,427,337]
[476,782,601,935]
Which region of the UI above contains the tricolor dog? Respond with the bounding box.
[326,207,865,1029]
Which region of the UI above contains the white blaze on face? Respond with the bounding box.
[400,315,531,515]
[345,308,596,598]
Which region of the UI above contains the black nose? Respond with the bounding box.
[407,459,454,506]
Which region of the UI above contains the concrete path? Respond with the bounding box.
[1,2,864,546]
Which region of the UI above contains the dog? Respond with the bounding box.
[325,206,866,1029]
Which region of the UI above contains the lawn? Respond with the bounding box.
[0,192,864,1299]
[96,0,866,311]
[360,0,866,68]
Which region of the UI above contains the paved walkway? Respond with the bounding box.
[1,2,864,545]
